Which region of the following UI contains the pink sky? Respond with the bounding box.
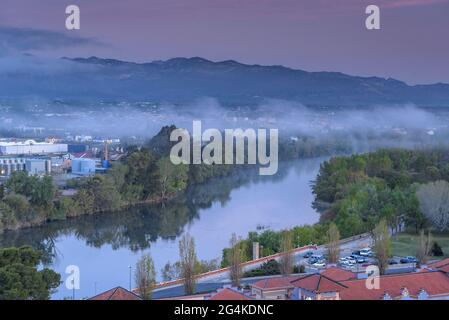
[0,0,448,84]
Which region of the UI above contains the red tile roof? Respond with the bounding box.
[209,288,252,300]
[340,271,449,300]
[429,258,449,269]
[437,264,449,273]
[320,267,357,282]
[252,277,297,290]
[89,287,142,300]
[291,274,347,293]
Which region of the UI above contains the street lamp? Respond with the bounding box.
[128,265,132,291]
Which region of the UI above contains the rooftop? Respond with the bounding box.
[209,288,252,300]
[291,274,348,294]
[340,271,449,300]
[320,267,357,282]
[0,139,60,146]
[88,287,142,300]
[428,258,449,270]
[252,276,298,290]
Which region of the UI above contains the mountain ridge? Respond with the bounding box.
[2,55,449,107]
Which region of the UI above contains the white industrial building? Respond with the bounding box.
[0,158,51,176]
[0,140,68,155]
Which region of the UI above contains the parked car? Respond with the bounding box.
[313,261,326,268]
[360,248,373,257]
[308,257,318,264]
[388,259,398,265]
[352,250,361,256]
[346,257,357,264]
[400,256,418,264]
[340,260,354,267]
[405,256,418,263]
[303,251,313,258]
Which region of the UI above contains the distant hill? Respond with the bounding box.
[2,56,449,107]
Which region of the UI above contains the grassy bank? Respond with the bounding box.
[391,232,449,260]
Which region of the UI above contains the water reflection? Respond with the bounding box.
[0,158,323,298]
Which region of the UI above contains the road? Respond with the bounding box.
[151,233,374,297]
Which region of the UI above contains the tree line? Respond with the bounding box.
[0,126,233,232]
[313,148,449,236]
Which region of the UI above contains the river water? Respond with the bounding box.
[0,158,324,299]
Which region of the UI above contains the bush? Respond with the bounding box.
[431,242,444,257]
[243,259,280,277]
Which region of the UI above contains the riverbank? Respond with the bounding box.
[0,157,323,299]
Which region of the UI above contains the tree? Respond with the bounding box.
[123,149,160,200]
[3,193,31,222]
[161,261,181,282]
[279,230,294,275]
[0,246,60,300]
[228,233,243,287]
[195,259,220,275]
[179,234,197,295]
[416,230,432,265]
[0,202,16,230]
[326,223,340,264]
[30,175,55,207]
[157,157,188,199]
[134,253,156,300]
[85,175,122,212]
[372,219,391,275]
[416,180,449,231]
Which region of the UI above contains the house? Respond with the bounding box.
[208,288,253,300]
[247,266,449,300]
[290,274,348,300]
[339,271,449,300]
[251,277,296,300]
[89,286,142,300]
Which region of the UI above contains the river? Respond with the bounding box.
[0,158,324,299]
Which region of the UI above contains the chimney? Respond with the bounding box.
[252,242,260,260]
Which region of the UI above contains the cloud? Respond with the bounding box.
[0,25,101,54]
